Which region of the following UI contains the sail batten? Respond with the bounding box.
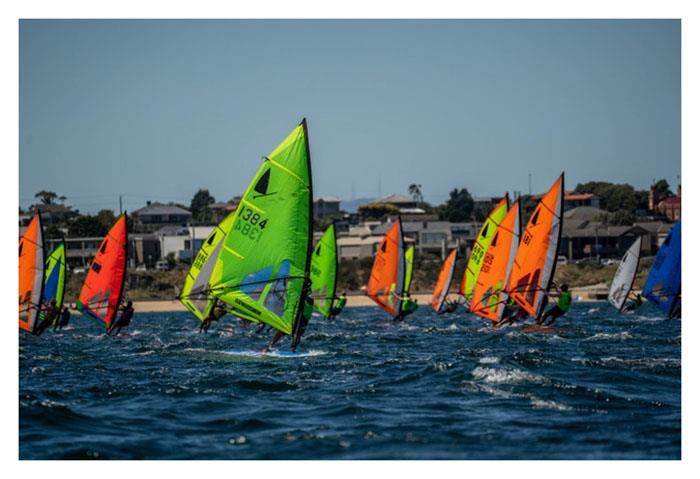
[608,237,642,312]
[77,214,128,329]
[310,223,338,318]
[431,249,458,313]
[43,241,67,317]
[642,221,681,318]
[19,213,46,332]
[179,212,236,321]
[506,174,564,318]
[367,219,407,317]
[471,201,521,321]
[209,119,313,335]
[460,196,509,306]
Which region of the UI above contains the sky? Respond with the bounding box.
[19,20,680,214]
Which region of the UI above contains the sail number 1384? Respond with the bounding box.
[234,207,268,241]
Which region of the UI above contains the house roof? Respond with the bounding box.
[658,196,681,206]
[371,194,416,205]
[30,203,76,214]
[314,196,341,203]
[132,202,192,217]
[563,206,606,222]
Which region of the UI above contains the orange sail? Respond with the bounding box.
[367,219,406,317]
[431,249,458,313]
[471,201,521,321]
[77,214,128,329]
[507,174,564,317]
[19,213,45,332]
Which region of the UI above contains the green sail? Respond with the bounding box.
[404,245,414,294]
[310,223,338,318]
[179,212,236,321]
[460,196,509,304]
[209,120,313,335]
[43,241,66,321]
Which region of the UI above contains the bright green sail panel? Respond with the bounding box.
[404,245,414,294]
[460,196,509,304]
[179,212,236,321]
[310,223,338,318]
[43,242,66,319]
[209,120,312,335]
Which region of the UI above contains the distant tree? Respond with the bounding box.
[574,181,638,212]
[651,179,673,201]
[96,209,117,231]
[34,190,61,205]
[44,224,64,239]
[68,215,108,237]
[190,189,215,223]
[358,203,400,220]
[438,188,474,222]
[408,184,423,203]
[598,210,636,226]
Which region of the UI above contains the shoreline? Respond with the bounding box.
[115,286,613,313]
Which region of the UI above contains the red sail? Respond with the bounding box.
[367,220,406,317]
[77,214,128,328]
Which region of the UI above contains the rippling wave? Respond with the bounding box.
[19,303,680,459]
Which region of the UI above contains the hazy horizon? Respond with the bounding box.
[20,20,680,214]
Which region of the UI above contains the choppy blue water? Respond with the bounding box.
[19,303,681,460]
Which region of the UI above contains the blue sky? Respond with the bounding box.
[19,20,680,213]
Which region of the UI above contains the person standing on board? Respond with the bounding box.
[199,299,226,333]
[496,300,528,328]
[54,306,71,331]
[439,298,460,315]
[108,300,135,336]
[34,299,59,336]
[621,293,643,313]
[266,283,314,351]
[537,284,572,326]
[330,291,348,319]
[394,292,418,322]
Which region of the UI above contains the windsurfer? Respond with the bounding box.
[54,306,71,330]
[439,299,460,315]
[394,292,418,321]
[200,300,226,333]
[537,284,572,326]
[621,293,643,313]
[330,291,347,318]
[108,300,135,336]
[34,299,59,336]
[496,302,528,328]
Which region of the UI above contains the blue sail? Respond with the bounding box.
[642,221,681,317]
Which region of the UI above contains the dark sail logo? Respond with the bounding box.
[253,168,272,198]
[531,208,540,226]
[491,232,499,247]
[481,224,489,237]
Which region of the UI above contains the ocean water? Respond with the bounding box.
[19,303,681,460]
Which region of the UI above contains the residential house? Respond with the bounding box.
[314,196,341,219]
[132,202,192,226]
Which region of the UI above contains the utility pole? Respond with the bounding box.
[528,173,532,196]
[119,194,123,215]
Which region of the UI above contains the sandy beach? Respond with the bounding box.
[116,286,612,313]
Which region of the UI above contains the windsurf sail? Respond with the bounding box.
[608,236,642,312]
[44,240,67,319]
[507,174,564,318]
[19,212,45,332]
[179,212,236,321]
[77,214,128,329]
[460,196,509,306]
[471,201,521,321]
[310,223,338,318]
[431,248,458,313]
[404,245,415,295]
[367,218,406,317]
[643,221,681,318]
[208,119,313,335]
